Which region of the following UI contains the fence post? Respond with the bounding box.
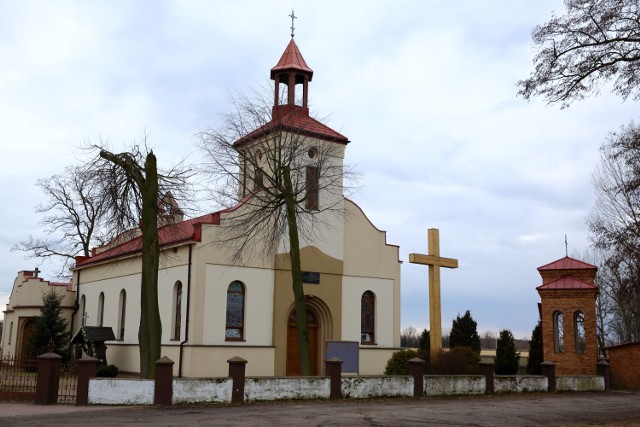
[227,356,247,404]
[597,359,611,391]
[479,360,495,394]
[154,356,175,406]
[540,361,557,392]
[35,351,63,405]
[408,357,425,398]
[76,354,99,406]
[325,358,343,400]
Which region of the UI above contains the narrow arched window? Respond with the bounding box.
[173,281,183,340]
[225,281,245,340]
[574,311,586,354]
[361,291,376,344]
[80,295,87,327]
[553,311,564,353]
[118,289,127,341]
[97,292,105,327]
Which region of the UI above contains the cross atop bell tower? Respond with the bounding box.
[270,33,313,116]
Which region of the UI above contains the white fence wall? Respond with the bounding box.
[424,375,485,396]
[495,376,548,393]
[245,377,330,401]
[342,376,413,398]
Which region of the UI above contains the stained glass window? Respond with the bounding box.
[226,281,245,340]
[574,311,586,354]
[98,292,104,327]
[553,311,564,353]
[361,291,375,344]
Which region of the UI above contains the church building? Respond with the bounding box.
[2,37,402,377]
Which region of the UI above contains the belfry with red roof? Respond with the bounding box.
[0,36,402,378]
[536,256,599,375]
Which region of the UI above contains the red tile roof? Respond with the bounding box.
[537,256,597,271]
[234,105,349,147]
[270,39,313,80]
[536,275,598,291]
[75,195,254,268]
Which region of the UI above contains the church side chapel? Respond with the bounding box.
[536,256,599,375]
[1,269,75,361]
[40,36,402,377]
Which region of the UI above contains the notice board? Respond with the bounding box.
[325,341,359,374]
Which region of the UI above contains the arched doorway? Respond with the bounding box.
[286,308,319,376]
[19,318,35,360]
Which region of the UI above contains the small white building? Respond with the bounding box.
[1,270,76,359]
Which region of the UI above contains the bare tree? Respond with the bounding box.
[12,165,108,279]
[87,140,192,378]
[587,124,640,345]
[518,0,640,107]
[198,88,354,376]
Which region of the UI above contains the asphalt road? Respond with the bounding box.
[1,392,639,426]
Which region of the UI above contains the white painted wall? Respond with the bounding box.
[202,264,274,345]
[88,378,154,405]
[557,376,604,391]
[173,378,232,403]
[342,276,395,347]
[424,376,485,396]
[494,376,548,393]
[341,377,412,398]
[245,377,330,401]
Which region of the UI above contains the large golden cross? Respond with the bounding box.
[409,228,458,359]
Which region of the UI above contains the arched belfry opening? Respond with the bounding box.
[270,38,313,115]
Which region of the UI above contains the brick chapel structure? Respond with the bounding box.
[536,256,599,375]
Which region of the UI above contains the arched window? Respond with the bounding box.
[118,289,127,341]
[97,292,105,327]
[173,281,183,340]
[361,291,376,344]
[553,311,564,353]
[80,295,87,327]
[225,281,245,340]
[574,311,586,354]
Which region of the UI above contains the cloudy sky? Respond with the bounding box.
[1,1,636,339]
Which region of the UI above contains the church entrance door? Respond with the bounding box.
[19,318,35,361]
[286,308,319,376]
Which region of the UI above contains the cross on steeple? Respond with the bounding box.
[289,9,297,38]
[33,267,40,278]
[409,229,459,360]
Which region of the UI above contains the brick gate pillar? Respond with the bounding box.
[227,356,247,404]
[76,355,99,406]
[479,360,495,394]
[35,351,63,405]
[325,358,343,400]
[154,356,175,406]
[408,358,425,398]
[540,361,557,392]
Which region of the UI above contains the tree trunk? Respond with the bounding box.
[283,167,311,376]
[138,152,162,378]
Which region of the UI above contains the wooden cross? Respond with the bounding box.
[409,228,458,359]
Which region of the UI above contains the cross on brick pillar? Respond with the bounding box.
[409,228,459,360]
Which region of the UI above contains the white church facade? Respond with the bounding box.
[2,38,402,377]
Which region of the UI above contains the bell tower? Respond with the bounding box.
[270,37,313,117]
[536,256,599,375]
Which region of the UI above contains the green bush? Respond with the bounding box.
[96,364,119,378]
[429,347,479,375]
[384,349,421,375]
[495,329,520,375]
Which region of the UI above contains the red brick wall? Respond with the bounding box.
[607,342,640,390]
[538,289,598,375]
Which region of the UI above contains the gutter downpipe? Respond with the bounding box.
[179,244,193,377]
[69,268,80,361]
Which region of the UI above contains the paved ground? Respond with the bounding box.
[0,392,639,426]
